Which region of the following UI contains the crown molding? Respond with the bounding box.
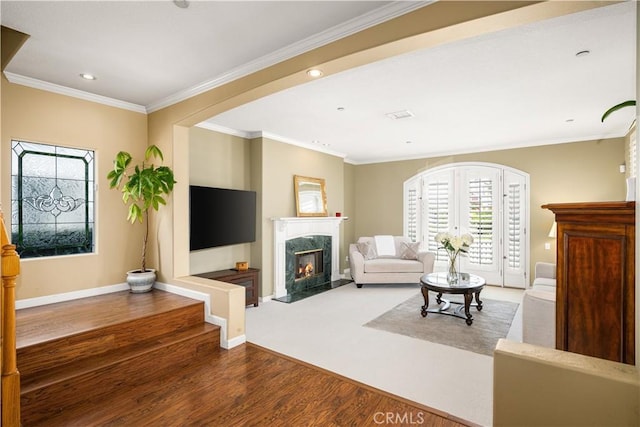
[3,72,146,114]
[195,121,253,138]
[253,131,348,159]
[145,1,431,113]
[195,123,347,159]
[3,2,429,115]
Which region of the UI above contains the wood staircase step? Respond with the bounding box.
[17,290,206,376]
[16,290,221,426]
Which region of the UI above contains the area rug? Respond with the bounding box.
[364,292,519,356]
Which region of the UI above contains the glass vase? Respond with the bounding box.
[447,255,458,283]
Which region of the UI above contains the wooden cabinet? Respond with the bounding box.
[543,201,635,364]
[195,268,259,307]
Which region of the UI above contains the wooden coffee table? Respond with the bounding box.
[420,272,486,325]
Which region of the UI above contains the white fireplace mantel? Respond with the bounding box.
[271,217,345,298]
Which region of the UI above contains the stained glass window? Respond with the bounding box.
[11,140,95,258]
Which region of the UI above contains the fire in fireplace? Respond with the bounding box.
[295,249,323,280]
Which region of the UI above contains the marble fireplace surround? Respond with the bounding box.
[272,217,344,299]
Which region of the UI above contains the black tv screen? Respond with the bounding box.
[189,186,257,250]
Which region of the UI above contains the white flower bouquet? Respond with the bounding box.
[435,232,473,255]
[435,232,474,278]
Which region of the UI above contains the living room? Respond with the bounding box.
[1,1,638,425]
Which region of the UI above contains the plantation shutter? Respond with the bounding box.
[503,170,527,287]
[467,177,494,265]
[459,167,501,284]
[403,177,420,243]
[423,170,454,261]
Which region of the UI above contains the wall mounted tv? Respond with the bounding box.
[189,185,257,250]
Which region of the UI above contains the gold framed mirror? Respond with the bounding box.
[294,175,328,217]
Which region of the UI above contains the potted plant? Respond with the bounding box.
[107,145,176,293]
[601,100,636,122]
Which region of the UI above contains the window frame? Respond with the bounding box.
[11,139,96,259]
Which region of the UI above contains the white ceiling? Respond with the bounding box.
[2,1,637,164]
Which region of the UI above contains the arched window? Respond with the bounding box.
[404,162,529,288]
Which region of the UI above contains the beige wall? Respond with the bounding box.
[494,339,639,426]
[257,136,344,297]
[353,138,626,282]
[188,127,253,274]
[342,162,356,271]
[1,78,148,300]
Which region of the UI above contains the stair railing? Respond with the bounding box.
[1,208,20,426]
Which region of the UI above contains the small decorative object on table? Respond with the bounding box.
[434,232,473,283]
[235,261,248,271]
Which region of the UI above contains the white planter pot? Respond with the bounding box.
[126,269,156,293]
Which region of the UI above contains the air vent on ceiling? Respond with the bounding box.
[385,110,414,120]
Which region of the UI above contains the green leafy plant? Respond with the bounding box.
[601,100,636,122]
[107,145,176,272]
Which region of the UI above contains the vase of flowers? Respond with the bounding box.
[435,232,474,283]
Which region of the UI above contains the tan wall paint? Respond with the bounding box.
[353,138,626,283]
[493,339,639,426]
[1,78,148,300]
[249,138,263,285]
[186,130,346,297]
[342,163,356,272]
[188,127,253,274]
[258,137,344,297]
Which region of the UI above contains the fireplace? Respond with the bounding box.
[295,249,323,280]
[272,216,345,299]
[285,235,331,296]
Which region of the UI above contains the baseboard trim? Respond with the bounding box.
[16,283,129,309]
[154,282,245,349]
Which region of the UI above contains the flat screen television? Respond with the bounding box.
[189,185,257,250]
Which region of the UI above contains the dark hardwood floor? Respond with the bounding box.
[26,342,468,426]
[15,290,472,426]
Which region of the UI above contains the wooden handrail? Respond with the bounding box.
[1,209,20,426]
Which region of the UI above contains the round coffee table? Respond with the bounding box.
[420,272,486,325]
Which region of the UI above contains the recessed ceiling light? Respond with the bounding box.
[307,69,323,78]
[575,50,590,57]
[337,107,345,111]
[405,141,413,144]
[565,118,574,123]
[173,0,189,8]
[79,73,96,80]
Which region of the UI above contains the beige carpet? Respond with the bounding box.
[364,291,519,356]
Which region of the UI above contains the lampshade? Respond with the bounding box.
[548,222,557,238]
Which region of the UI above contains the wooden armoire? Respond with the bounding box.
[543,201,635,364]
